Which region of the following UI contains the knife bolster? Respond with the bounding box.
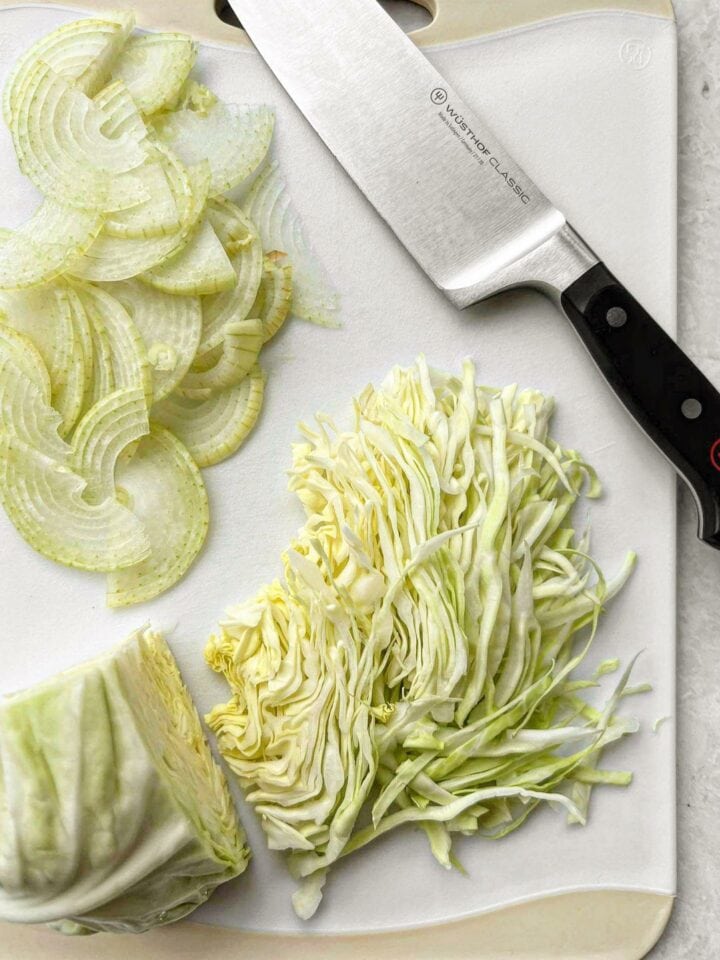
[451,223,598,309]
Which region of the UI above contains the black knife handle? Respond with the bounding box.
[561,262,720,549]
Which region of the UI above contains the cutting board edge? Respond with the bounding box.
[0,0,676,47]
[0,891,675,959]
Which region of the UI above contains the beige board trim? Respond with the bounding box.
[0,1,675,957]
[0,0,252,46]
[412,0,675,46]
[0,0,675,48]
[0,892,674,960]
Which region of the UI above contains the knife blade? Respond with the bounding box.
[231,0,720,549]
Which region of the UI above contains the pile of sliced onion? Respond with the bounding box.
[0,14,338,606]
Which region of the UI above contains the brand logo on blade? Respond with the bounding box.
[433,88,531,206]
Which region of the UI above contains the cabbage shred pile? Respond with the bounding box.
[206,358,640,919]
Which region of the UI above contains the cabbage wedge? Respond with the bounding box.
[0,628,249,934]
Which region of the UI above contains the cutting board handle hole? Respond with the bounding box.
[215,1,242,29]
[214,1,435,34]
[378,0,434,32]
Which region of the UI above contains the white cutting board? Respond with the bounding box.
[0,0,677,951]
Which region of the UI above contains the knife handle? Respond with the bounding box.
[561,262,720,549]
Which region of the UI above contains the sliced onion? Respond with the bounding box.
[0,354,68,461]
[0,201,103,289]
[73,282,152,403]
[104,154,180,239]
[99,279,201,402]
[85,305,115,410]
[174,80,218,115]
[95,79,148,143]
[2,13,134,117]
[0,325,51,402]
[253,255,293,343]
[55,285,94,435]
[0,282,89,435]
[70,387,149,503]
[206,197,256,254]
[8,59,147,212]
[244,162,339,326]
[107,423,209,607]
[154,102,274,196]
[113,33,198,116]
[142,219,235,295]
[199,234,263,354]
[69,160,209,282]
[153,366,265,468]
[0,284,74,392]
[0,435,150,572]
[178,319,263,399]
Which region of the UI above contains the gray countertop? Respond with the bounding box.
[652,0,720,956]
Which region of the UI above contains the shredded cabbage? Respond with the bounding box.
[206,358,641,918]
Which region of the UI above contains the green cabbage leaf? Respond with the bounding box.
[0,629,249,934]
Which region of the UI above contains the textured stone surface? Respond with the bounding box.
[651,0,720,956]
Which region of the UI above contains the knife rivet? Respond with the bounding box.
[606,307,628,328]
[681,398,703,420]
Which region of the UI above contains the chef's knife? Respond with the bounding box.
[231,0,720,549]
